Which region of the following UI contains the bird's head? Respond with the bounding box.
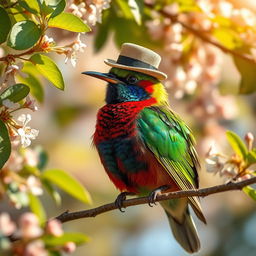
[83,67,168,105]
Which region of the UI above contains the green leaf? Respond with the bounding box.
[247,150,256,165]
[243,186,256,201]
[0,83,30,105]
[226,130,248,159]
[213,28,243,50]
[45,0,62,6]
[0,236,10,250]
[7,20,41,50]
[41,169,92,204]
[54,104,86,127]
[0,120,11,169]
[49,0,66,18]
[233,55,256,94]
[9,6,29,22]
[211,15,232,27]
[41,179,61,205]
[112,16,157,48]
[48,13,91,32]
[43,233,89,246]
[49,252,61,256]
[94,10,110,52]
[7,189,29,208]
[115,0,142,24]
[178,0,201,12]
[19,62,44,102]
[35,146,48,171]
[115,0,134,18]
[20,165,40,176]
[128,0,142,25]
[28,193,47,225]
[19,0,41,14]
[30,54,64,90]
[0,7,12,44]
[38,1,54,15]
[18,73,44,103]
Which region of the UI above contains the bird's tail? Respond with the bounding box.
[160,198,200,253]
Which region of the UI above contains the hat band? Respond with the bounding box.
[116,55,157,70]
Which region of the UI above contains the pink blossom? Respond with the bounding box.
[24,149,39,167]
[3,150,23,172]
[19,213,42,239]
[0,212,16,236]
[25,240,47,256]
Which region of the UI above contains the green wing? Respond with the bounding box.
[137,106,206,223]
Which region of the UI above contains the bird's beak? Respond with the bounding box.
[82,71,124,84]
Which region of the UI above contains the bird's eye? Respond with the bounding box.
[126,75,138,84]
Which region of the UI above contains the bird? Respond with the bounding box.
[82,43,206,253]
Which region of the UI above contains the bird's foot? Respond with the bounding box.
[115,192,136,212]
[148,185,170,207]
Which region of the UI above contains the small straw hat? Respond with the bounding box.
[104,43,167,80]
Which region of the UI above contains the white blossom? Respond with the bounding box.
[67,0,111,26]
[205,144,226,173]
[43,35,54,44]
[73,33,86,52]
[6,62,27,78]
[2,99,20,109]
[27,176,43,196]
[17,114,39,148]
[69,3,87,18]
[65,50,77,67]
[220,164,238,180]
[24,96,38,111]
[65,34,86,67]
[0,62,27,88]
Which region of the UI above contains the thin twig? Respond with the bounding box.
[145,3,256,65]
[4,1,18,8]
[56,177,256,223]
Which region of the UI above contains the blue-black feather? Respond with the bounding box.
[106,83,150,104]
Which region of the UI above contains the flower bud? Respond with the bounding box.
[46,219,63,237]
[63,242,76,253]
[237,174,252,182]
[245,132,254,150]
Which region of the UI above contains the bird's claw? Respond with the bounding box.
[115,192,135,212]
[148,185,170,207]
[148,191,158,207]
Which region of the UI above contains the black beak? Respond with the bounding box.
[82,71,124,84]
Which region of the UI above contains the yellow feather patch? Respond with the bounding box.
[151,82,169,106]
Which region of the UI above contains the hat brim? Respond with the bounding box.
[104,59,167,80]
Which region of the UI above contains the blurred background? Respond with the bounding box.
[3,0,256,255]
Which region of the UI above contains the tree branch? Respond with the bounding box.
[145,3,256,65]
[56,176,256,223]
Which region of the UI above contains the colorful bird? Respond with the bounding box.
[83,43,206,253]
